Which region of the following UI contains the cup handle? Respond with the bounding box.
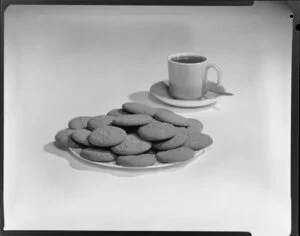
[206,64,222,86]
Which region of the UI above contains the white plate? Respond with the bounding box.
[150,80,221,108]
[69,146,211,170]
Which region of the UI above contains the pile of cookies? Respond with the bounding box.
[54,102,213,167]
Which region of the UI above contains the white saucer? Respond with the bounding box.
[69,146,211,170]
[150,80,221,108]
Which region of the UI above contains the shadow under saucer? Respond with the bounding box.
[128,90,219,114]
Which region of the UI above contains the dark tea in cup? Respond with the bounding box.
[171,55,206,64]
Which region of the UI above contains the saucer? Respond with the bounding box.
[150,80,221,108]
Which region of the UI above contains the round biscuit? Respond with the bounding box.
[156,146,194,163]
[184,132,213,150]
[107,109,130,117]
[80,148,116,162]
[71,129,92,146]
[88,126,127,147]
[55,129,82,149]
[154,110,188,126]
[113,114,153,127]
[117,154,156,167]
[137,121,176,141]
[187,118,203,133]
[68,116,91,129]
[122,102,156,116]
[87,115,115,130]
[153,127,188,151]
[111,134,152,155]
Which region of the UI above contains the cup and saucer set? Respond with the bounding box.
[150,52,233,108]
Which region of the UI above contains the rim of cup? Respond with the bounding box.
[168,52,207,65]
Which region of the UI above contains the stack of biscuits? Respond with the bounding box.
[55,102,213,167]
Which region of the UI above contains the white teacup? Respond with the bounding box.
[168,52,222,100]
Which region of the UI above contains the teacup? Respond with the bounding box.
[168,52,222,100]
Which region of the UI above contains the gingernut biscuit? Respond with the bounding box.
[80,148,117,162]
[117,154,156,167]
[87,115,115,130]
[156,146,194,163]
[122,102,156,116]
[154,110,188,127]
[184,132,213,150]
[187,118,203,133]
[113,114,153,127]
[55,128,82,149]
[107,108,130,117]
[68,116,92,129]
[71,129,92,146]
[137,121,176,141]
[111,134,152,155]
[153,127,188,151]
[88,126,127,147]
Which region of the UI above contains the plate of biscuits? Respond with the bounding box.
[54,103,213,170]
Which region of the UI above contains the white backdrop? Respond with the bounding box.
[4,2,292,236]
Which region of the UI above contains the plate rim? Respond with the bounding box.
[69,145,211,170]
